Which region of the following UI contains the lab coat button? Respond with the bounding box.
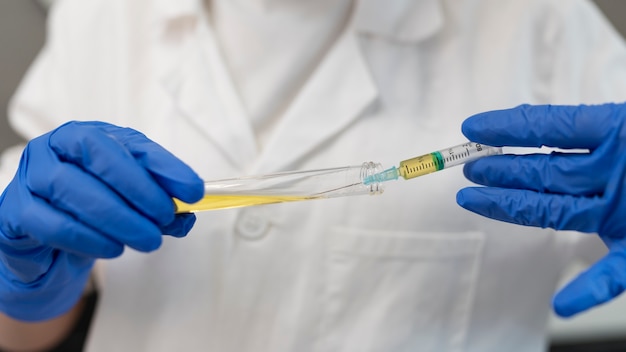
[235,210,270,240]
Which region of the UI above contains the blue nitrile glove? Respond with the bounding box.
[456,103,626,317]
[0,121,204,321]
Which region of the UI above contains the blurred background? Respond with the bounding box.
[1,1,626,351]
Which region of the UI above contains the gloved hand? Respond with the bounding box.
[0,121,204,321]
[456,103,626,317]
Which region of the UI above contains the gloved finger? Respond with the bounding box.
[12,194,125,258]
[159,214,197,238]
[553,251,626,317]
[456,187,604,233]
[48,122,176,226]
[595,151,626,239]
[463,152,607,196]
[26,154,163,253]
[94,122,204,204]
[462,104,620,150]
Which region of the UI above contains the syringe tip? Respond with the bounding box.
[363,166,399,185]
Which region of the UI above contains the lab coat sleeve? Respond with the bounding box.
[546,0,626,265]
[7,1,81,139]
[1,0,90,190]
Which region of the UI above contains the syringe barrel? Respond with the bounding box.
[398,142,502,180]
[436,142,503,168]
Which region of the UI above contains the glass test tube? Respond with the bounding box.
[173,162,384,213]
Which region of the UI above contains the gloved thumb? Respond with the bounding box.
[160,213,197,238]
[553,251,626,317]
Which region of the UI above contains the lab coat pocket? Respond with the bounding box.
[317,228,484,352]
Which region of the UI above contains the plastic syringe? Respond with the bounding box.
[364,142,502,185]
[173,142,501,213]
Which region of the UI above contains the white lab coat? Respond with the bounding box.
[4,0,626,351]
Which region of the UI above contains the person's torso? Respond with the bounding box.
[18,0,619,351]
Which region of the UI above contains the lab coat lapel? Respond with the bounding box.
[254,28,378,173]
[158,10,257,171]
[155,0,444,173]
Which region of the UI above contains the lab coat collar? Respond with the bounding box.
[354,0,445,42]
[154,0,376,173]
[154,0,445,172]
[164,10,378,173]
[160,10,258,171]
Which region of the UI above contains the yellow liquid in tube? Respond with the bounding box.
[174,194,315,213]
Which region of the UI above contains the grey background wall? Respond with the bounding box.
[0,1,45,150]
[596,0,626,35]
